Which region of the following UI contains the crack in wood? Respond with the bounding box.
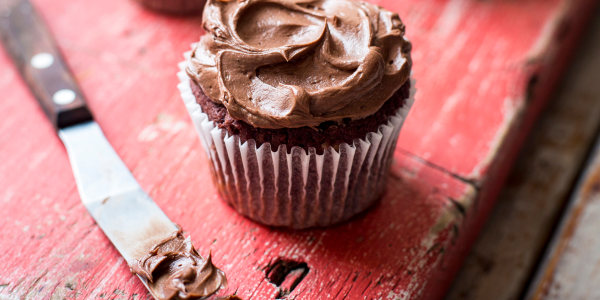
[320,274,342,299]
[361,280,373,295]
[23,268,49,297]
[526,74,541,102]
[391,273,406,294]
[448,197,467,217]
[247,277,267,299]
[396,148,481,189]
[265,258,310,299]
[338,272,355,300]
[219,295,243,300]
[49,281,63,297]
[8,276,25,294]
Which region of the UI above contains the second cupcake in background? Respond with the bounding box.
[133,0,205,14]
[179,0,414,229]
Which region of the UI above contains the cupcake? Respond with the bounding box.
[134,0,205,14]
[178,0,414,229]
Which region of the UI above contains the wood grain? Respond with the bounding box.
[527,136,600,299]
[0,0,595,299]
[446,11,600,300]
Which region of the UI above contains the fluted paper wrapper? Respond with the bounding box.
[178,61,415,229]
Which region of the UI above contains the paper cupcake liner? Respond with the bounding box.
[177,60,415,228]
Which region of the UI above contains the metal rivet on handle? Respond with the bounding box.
[53,89,76,105]
[30,53,54,69]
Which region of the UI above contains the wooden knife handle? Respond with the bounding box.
[0,0,92,130]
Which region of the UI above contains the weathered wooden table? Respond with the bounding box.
[448,11,600,300]
[0,0,597,299]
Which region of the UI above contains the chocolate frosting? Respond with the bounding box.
[131,232,227,300]
[187,0,412,129]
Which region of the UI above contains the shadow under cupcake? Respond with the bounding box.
[178,0,414,229]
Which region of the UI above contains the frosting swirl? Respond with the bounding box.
[187,0,412,129]
[131,231,227,300]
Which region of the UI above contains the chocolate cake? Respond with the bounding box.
[190,80,411,153]
[179,0,414,228]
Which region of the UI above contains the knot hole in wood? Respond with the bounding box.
[265,258,310,299]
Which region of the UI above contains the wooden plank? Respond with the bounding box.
[526,134,600,299]
[395,0,578,179]
[0,118,474,299]
[446,11,600,300]
[0,0,595,299]
[420,1,599,298]
[0,1,475,297]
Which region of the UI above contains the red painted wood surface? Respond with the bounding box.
[0,0,595,299]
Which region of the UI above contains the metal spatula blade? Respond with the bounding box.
[59,122,178,262]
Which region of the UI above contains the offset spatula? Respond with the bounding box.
[0,0,188,297]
